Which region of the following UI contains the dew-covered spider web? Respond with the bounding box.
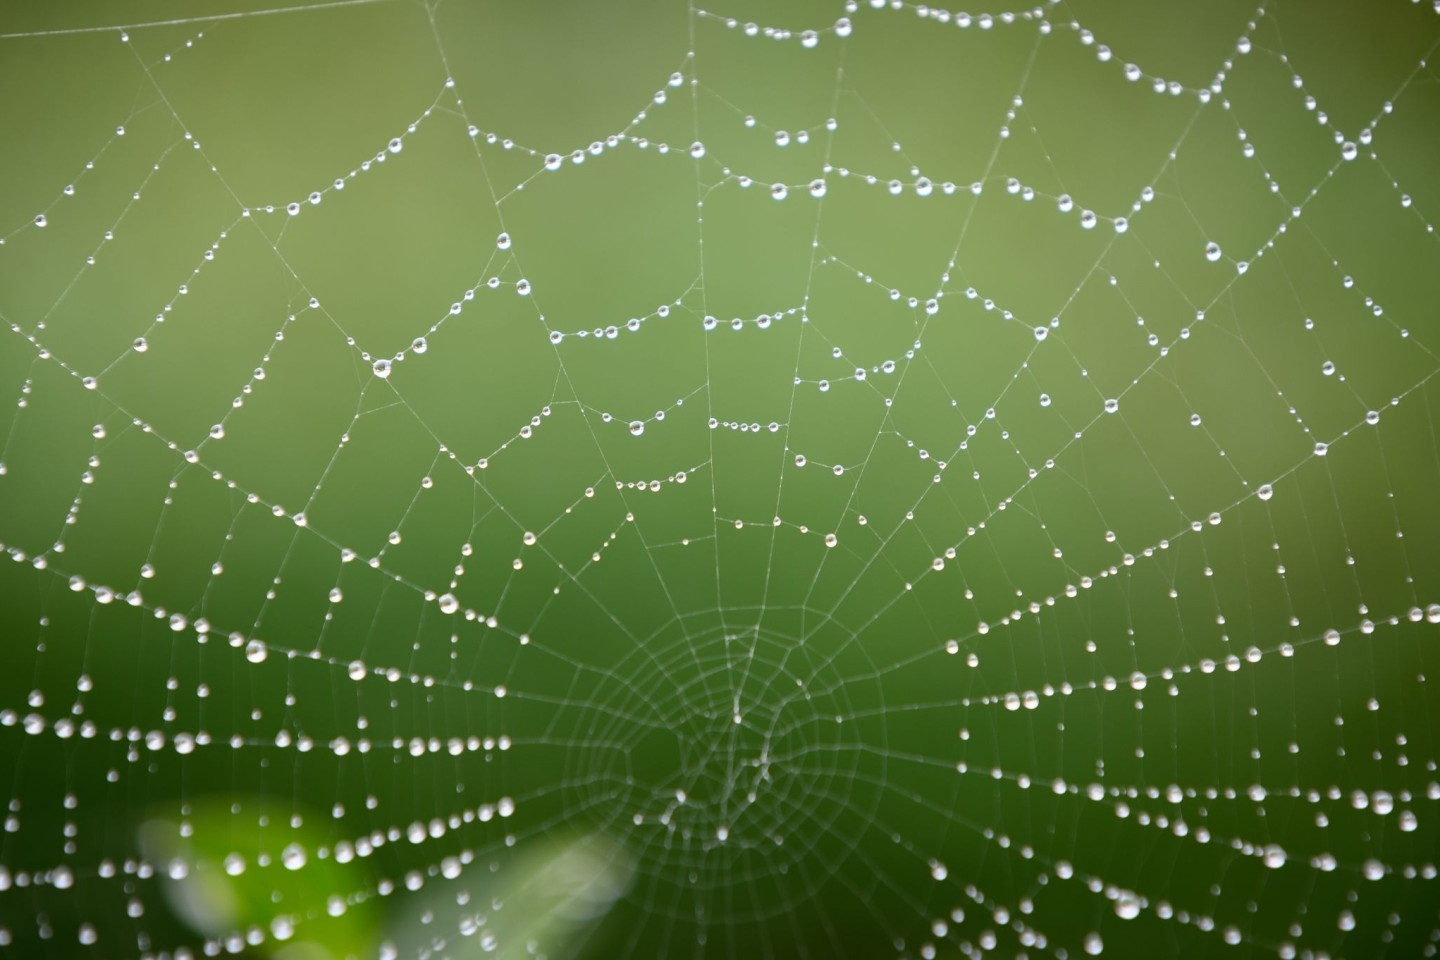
[3,0,1440,957]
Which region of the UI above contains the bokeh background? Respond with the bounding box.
[2,0,1439,957]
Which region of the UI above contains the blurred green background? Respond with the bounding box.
[1,0,1439,957]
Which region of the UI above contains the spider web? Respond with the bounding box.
[2,0,1440,957]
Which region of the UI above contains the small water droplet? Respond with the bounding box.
[281,843,306,870]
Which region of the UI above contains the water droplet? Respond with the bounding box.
[33,214,47,228]
[348,660,367,681]
[209,424,225,439]
[628,420,645,436]
[1262,844,1286,868]
[771,183,788,201]
[245,639,268,663]
[1084,932,1104,956]
[824,533,838,548]
[1257,483,1273,501]
[1205,241,1222,262]
[1321,360,1335,376]
[929,860,947,880]
[544,154,562,171]
[516,279,531,296]
[388,137,403,154]
[690,141,706,159]
[1115,892,1142,919]
[281,843,306,870]
[1103,398,1119,414]
[497,231,511,250]
[438,593,459,615]
[373,358,392,378]
[809,179,827,198]
[1341,141,1357,161]
[800,29,818,48]
[411,337,428,355]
